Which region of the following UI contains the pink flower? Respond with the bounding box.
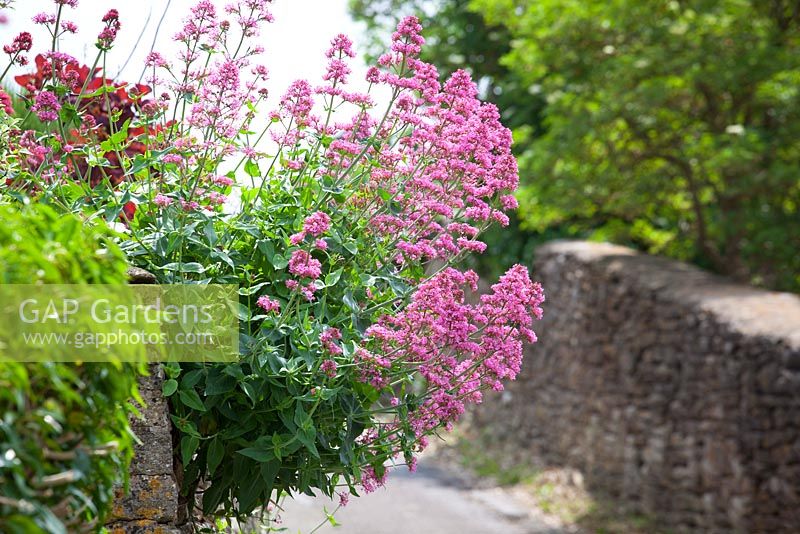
[212,175,234,186]
[500,194,518,210]
[365,66,380,84]
[320,327,342,355]
[33,13,57,25]
[326,34,355,59]
[145,51,168,68]
[302,211,330,236]
[301,283,317,301]
[353,348,391,389]
[360,466,387,494]
[361,265,543,437]
[0,89,13,115]
[256,295,280,313]
[320,359,337,378]
[391,16,425,58]
[284,159,303,170]
[205,191,227,205]
[279,79,314,126]
[408,456,418,472]
[32,91,60,122]
[323,57,351,85]
[288,249,322,280]
[3,32,33,65]
[153,194,173,208]
[97,9,120,49]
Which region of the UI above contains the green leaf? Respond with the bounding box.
[325,268,343,287]
[178,389,207,412]
[181,435,200,465]
[244,159,261,178]
[202,479,229,514]
[236,302,252,321]
[294,404,319,458]
[343,241,359,255]
[236,436,275,463]
[257,239,275,262]
[343,290,359,312]
[205,370,237,395]
[161,379,178,397]
[240,381,258,405]
[270,254,289,270]
[207,437,225,475]
[203,222,217,246]
[159,262,206,273]
[238,281,270,296]
[259,458,280,501]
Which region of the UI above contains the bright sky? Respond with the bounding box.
[0,0,375,102]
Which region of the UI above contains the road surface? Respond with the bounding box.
[277,459,567,534]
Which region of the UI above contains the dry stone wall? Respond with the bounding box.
[473,240,800,532]
[106,268,181,533]
[106,368,181,534]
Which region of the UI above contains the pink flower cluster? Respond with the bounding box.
[320,327,342,355]
[288,250,321,280]
[153,194,173,208]
[96,9,120,50]
[256,295,280,313]
[291,211,331,245]
[303,211,331,236]
[32,90,60,122]
[365,265,544,437]
[353,348,391,389]
[320,359,337,378]
[3,31,32,65]
[302,16,520,269]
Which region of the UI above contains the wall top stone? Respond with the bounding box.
[537,240,800,350]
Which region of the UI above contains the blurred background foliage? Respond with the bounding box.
[0,204,144,533]
[351,0,800,292]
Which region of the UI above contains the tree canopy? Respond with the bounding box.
[351,0,800,292]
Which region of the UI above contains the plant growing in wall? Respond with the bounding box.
[0,0,544,529]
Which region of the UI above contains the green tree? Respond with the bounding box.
[473,0,800,291]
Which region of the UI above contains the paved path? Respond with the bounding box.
[278,459,567,534]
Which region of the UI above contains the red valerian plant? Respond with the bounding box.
[0,0,544,530]
[13,52,152,189]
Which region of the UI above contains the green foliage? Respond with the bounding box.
[0,3,539,527]
[8,90,46,133]
[355,0,800,291]
[473,0,800,291]
[122,161,426,519]
[0,204,143,533]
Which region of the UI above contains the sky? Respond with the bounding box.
[0,0,376,102]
